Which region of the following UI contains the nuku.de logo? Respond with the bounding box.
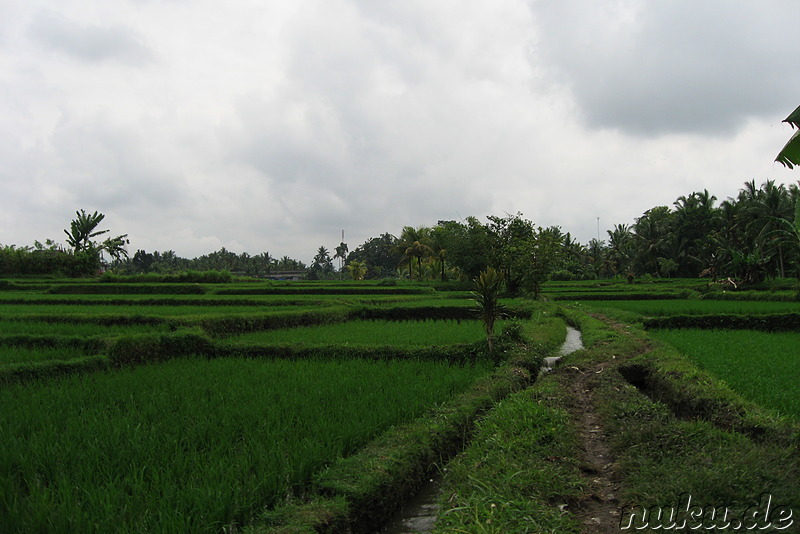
[619,493,794,531]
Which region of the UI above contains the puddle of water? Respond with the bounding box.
[380,474,441,534]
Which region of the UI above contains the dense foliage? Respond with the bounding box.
[3,179,799,289]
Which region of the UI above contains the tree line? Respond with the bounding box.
[339,179,800,289]
[0,210,307,278]
[2,179,799,287]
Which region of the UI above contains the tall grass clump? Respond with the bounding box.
[0,356,490,533]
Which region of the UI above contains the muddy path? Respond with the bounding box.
[556,317,651,533]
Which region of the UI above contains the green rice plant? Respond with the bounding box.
[579,299,800,317]
[0,304,334,318]
[650,329,800,419]
[0,293,332,305]
[0,357,490,533]
[47,283,207,295]
[224,319,502,347]
[0,345,95,365]
[0,319,169,337]
[99,270,232,283]
[215,286,433,295]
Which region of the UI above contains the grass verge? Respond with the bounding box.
[432,379,584,533]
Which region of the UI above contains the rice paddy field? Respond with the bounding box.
[0,345,96,365]
[0,357,490,533]
[225,318,500,347]
[3,276,798,531]
[577,298,800,317]
[650,329,800,419]
[0,319,172,336]
[0,278,511,532]
[555,280,800,423]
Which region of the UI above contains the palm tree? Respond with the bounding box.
[471,267,507,357]
[671,191,720,276]
[277,255,293,270]
[769,195,800,278]
[633,207,670,276]
[752,181,793,277]
[394,226,432,281]
[429,227,449,282]
[334,242,348,273]
[607,224,634,278]
[346,260,367,280]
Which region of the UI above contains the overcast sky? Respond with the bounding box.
[2,1,800,264]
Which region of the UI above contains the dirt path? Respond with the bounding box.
[559,317,651,533]
[563,362,622,533]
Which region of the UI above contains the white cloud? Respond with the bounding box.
[1,0,799,263]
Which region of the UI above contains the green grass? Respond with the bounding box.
[0,292,342,305]
[433,380,583,533]
[650,329,800,419]
[225,319,502,346]
[0,356,491,533]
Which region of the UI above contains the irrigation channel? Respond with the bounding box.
[380,326,585,533]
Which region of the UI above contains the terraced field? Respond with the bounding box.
[0,278,544,533]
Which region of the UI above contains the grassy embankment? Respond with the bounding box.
[433,281,799,532]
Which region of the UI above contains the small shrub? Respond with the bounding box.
[499,319,525,344]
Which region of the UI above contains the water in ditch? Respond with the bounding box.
[544,325,584,371]
[381,326,584,533]
[380,473,442,534]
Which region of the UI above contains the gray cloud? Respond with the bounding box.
[530,0,800,136]
[3,0,799,263]
[28,10,153,65]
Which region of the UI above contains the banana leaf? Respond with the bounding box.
[776,105,800,168]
